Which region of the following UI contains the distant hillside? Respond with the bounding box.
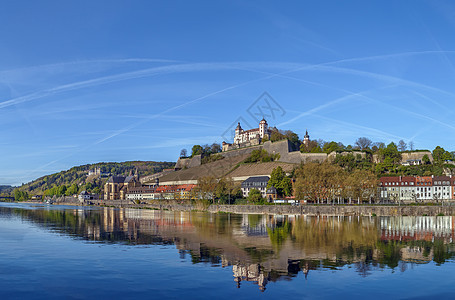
[0,185,13,194]
[19,161,175,195]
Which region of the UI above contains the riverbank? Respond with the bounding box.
[41,199,455,216]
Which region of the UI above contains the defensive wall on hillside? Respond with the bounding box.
[174,140,330,170]
[171,140,435,185]
[174,155,202,170]
[372,151,433,164]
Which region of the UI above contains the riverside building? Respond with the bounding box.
[379,175,454,202]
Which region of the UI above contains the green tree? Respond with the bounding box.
[191,145,203,157]
[379,142,401,164]
[323,141,341,153]
[267,166,293,197]
[57,185,67,196]
[244,149,279,163]
[247,189,263,204]
[433,146,451,164]
[422,154,430,165]
[269,127,299,145]
[277,177,293,197]
[13,189,29,201]
[268,166,285,189]
[214,177,236,204]
[66,183,79,196]
[92,187,101,195]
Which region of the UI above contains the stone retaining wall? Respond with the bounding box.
[207,204,455,216]
[72,200,455,216]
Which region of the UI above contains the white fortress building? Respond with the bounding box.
[223,118,271,151]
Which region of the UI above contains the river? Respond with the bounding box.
[1,202,455,299]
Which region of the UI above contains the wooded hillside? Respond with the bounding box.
[18,161,175,196]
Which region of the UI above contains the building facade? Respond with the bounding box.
[104,175,141,200]
[223,119,271,151]
[241,176,270,198]
[125,184,197,201]
[379,175,455,202]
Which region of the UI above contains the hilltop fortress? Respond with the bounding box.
[222,118,271,151]
[146,120,433,186]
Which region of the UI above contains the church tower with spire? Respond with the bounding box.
[303,129,310,146]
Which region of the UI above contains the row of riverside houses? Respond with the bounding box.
[379,175,455,202]
[103,171,198,201]
[125,184,197,202]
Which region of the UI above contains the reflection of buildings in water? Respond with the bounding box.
[400,246,433,263]
[234,214,301,237]
[234,214,269,237]
[380,216,455,243]
[19,206,455,286]
[232,264,268,292]
[380,216,455,263]
[230,259,315,291]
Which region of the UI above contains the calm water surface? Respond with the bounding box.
[1,202,455,299]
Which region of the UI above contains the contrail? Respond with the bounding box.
[312,114,406,142]
[2,50,455,109]
[277,89,376,127]
[0,63,235,109]
[0,58,179,75]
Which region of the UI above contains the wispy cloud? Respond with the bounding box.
[0,63,229,109]
[0,58,178,75]
[312,114,406,142]
[3,51,455,110]
[277,89,375,127]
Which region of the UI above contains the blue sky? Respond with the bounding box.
[1,0,455,186]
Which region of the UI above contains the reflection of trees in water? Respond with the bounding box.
[267,221,290,249]
[290,216,379,263]
[6,205,455,287]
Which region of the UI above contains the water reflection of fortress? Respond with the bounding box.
[15,207,455,291]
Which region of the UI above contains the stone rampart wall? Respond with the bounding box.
[221,145,261,159]
[401,151,433,163]
[207,204,455,216]
[174,155,202,169]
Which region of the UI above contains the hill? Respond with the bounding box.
[0,185,13,195]
[18,161,175,195]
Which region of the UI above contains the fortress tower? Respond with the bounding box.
[259,118,268,139]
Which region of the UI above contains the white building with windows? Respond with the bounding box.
[241,176,270,198]
[222,119,272,152]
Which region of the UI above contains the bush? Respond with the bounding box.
[247,189,264,204]
[244,149,280,163]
